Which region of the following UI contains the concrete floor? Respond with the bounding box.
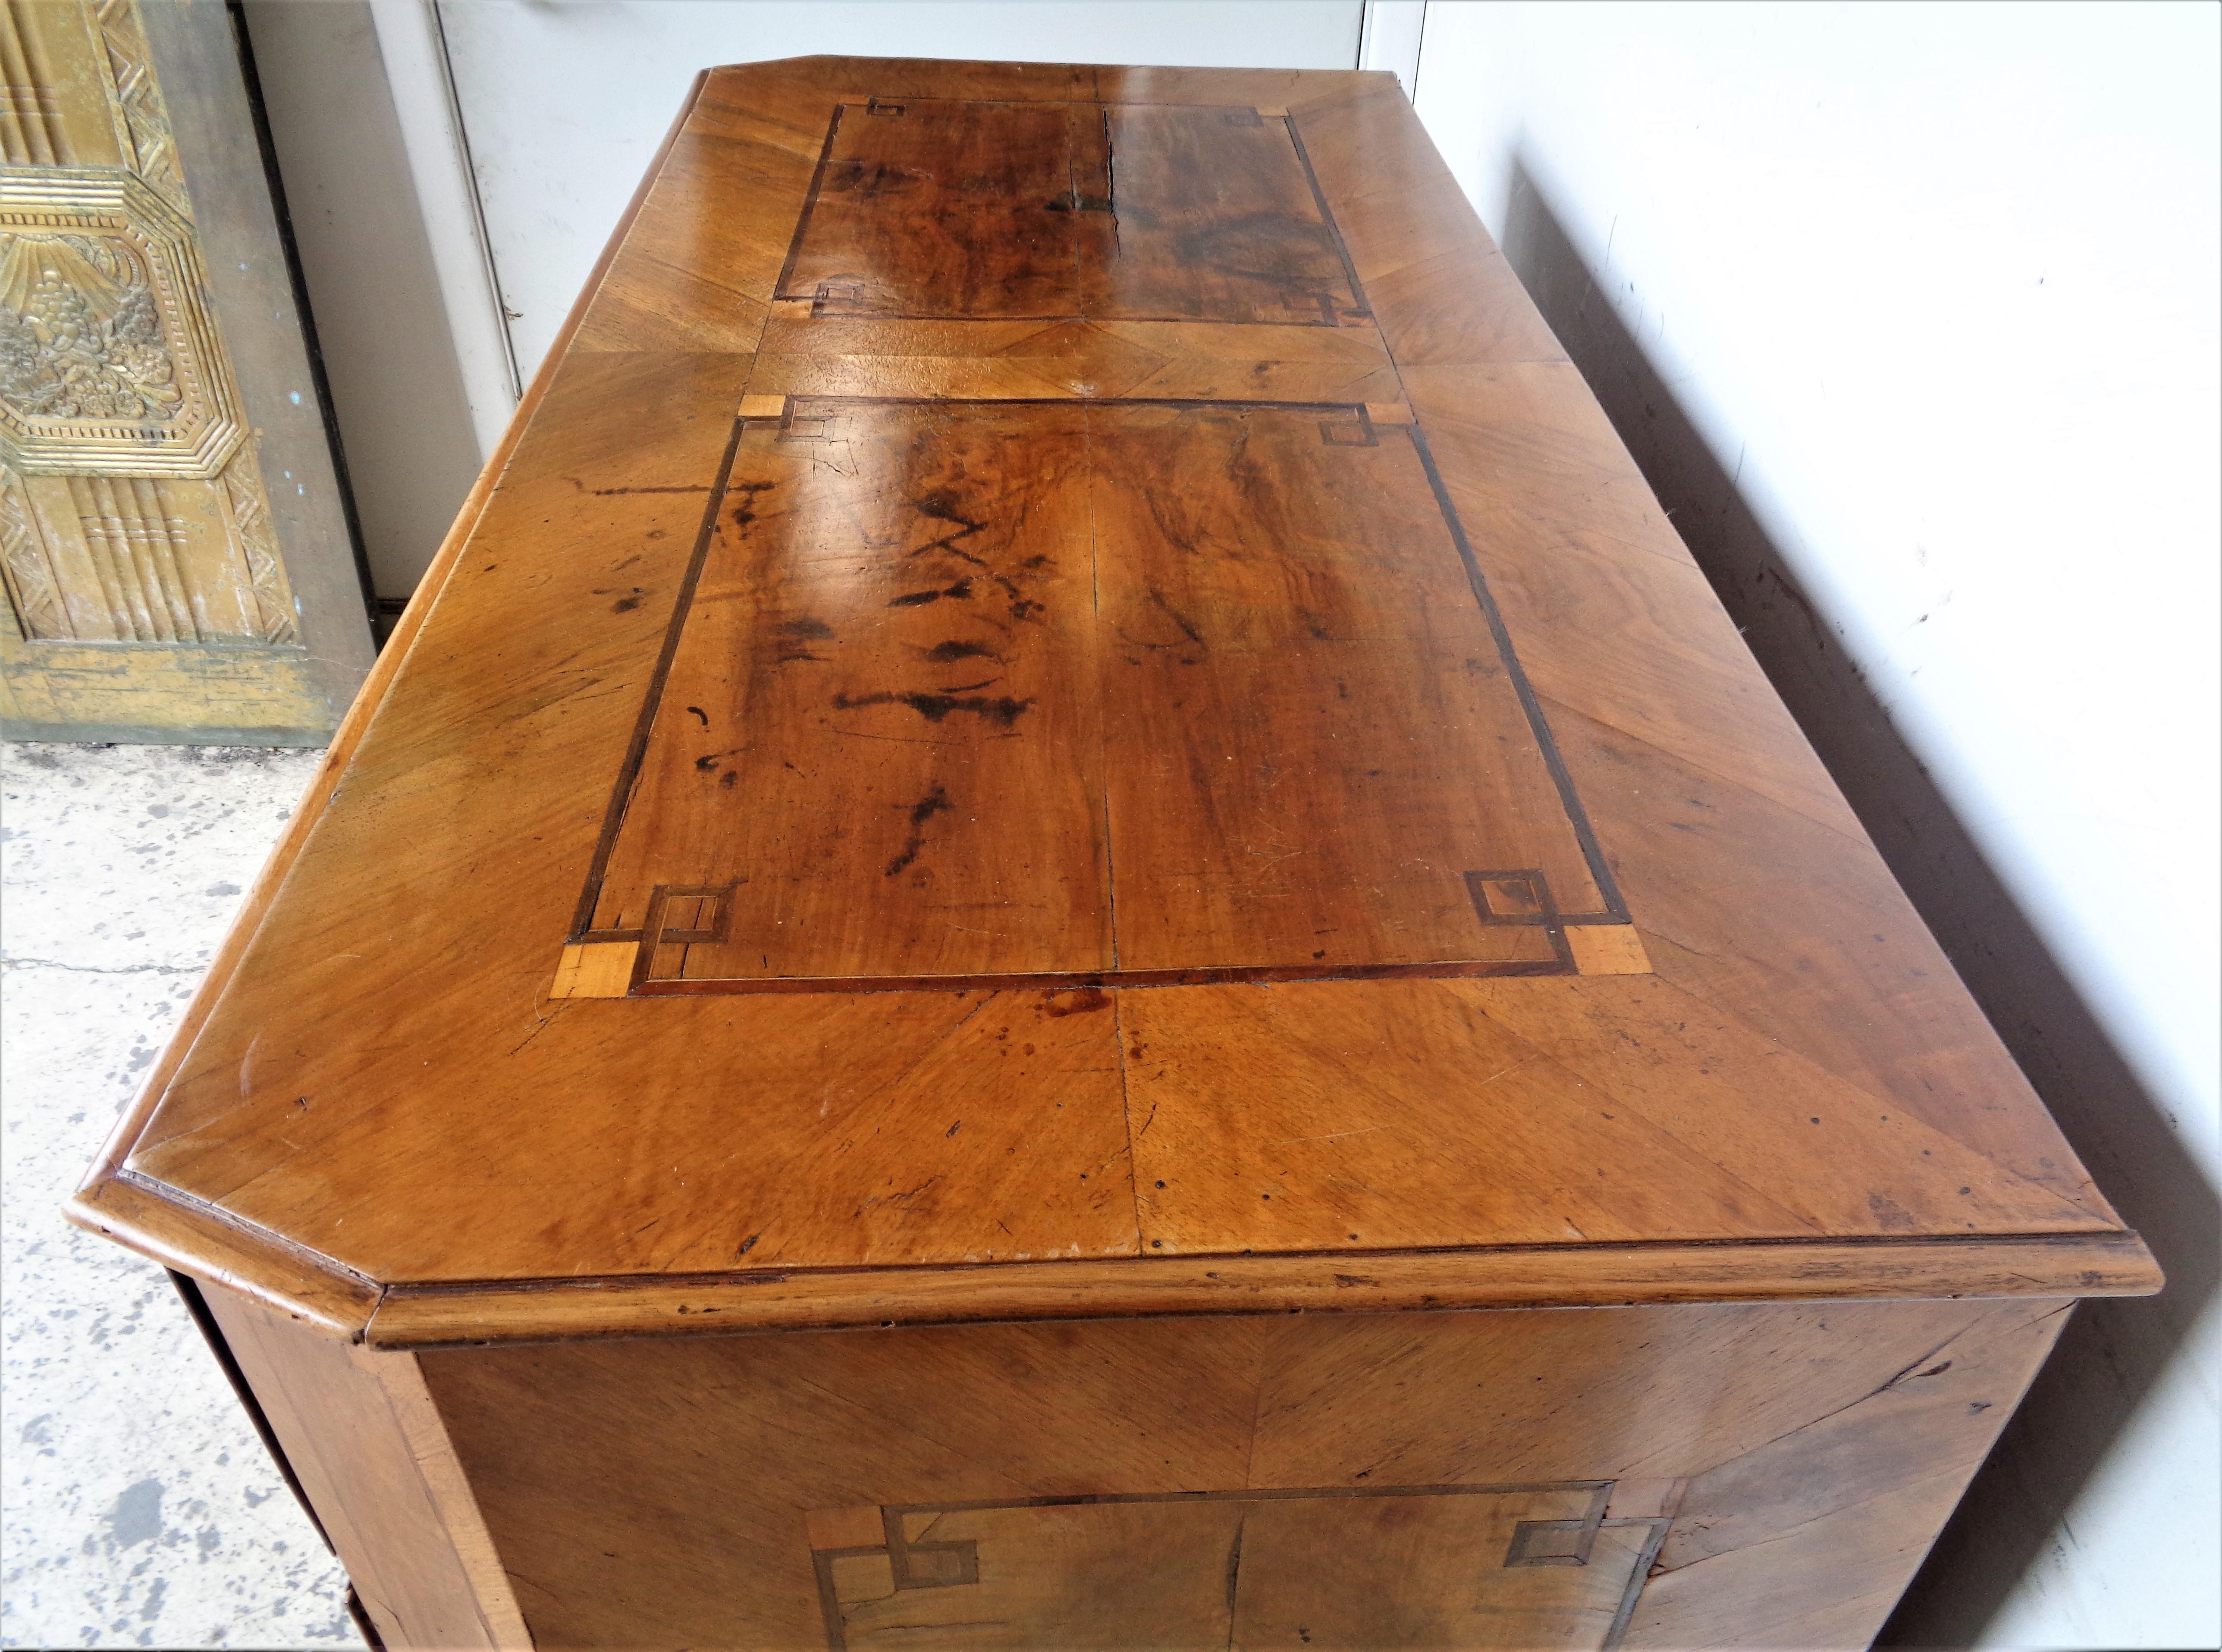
[2,743,353,1649]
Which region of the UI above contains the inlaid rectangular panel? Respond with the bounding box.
[777,100,1368,326]
[808,1483,1663,1651]
[570,395,1631,993]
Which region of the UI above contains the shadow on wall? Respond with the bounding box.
[1496,158,2219,1649]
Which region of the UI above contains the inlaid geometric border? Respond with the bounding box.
[804,1480,1670,1652]
[557,393,1648,997]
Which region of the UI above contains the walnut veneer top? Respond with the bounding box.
[70,58,2158,1345]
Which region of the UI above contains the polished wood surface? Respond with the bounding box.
[359,1231,2156,1350]
[82,54,2162,1652]
[73,56,2156,1342]
[205,1289,528,1649]
[582,395,1613,989]
[779,98,1368,327]
[201,1285,2070,1648]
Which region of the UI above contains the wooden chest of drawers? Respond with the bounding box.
[72,55,2158,1651]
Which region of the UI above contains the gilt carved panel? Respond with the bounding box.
[1,168,245,476]
[0,0,295,655]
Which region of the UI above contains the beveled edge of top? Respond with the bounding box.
[63,1164,2164,1347]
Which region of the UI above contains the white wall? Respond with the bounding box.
[1408,5,2219,1647]
[242,0,486,603]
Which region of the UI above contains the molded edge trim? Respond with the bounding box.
[71,1165,2159,1348]
[361,1232,2160,1350]
[66,1173,380,1339]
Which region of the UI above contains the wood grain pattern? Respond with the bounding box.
[1076,103,1363,326]
[72,1171,378,1338]
[1084,401,1607,971]
[204,1290,528,1650]
[748,315,1400,404]
[585,398,1112,981]
[781,98,1089,319]
[810,1484,1650,1650]
[69,69,714,1204]
[72,55,2153,1345]
[400,1295,2065,1651]
[778,99,1363,327]
[69,57,2167,1650]
[580,396,1620,990]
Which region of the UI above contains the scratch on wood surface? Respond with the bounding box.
[1270,1124,1391,1148]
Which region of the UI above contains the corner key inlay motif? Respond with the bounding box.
[805,1481,1670,1650]
[559,390,1649,996]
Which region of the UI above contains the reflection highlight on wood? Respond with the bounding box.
[580,396,1630,991]
[74,53,2153,1323]
[779,100,1365,327]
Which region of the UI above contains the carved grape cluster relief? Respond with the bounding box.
[0,231,182,425]
[0,170,243,478]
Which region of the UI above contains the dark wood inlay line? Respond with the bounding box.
[632,958,1579,997]
[567,417,746,941]
[571,394,1629,993]
[775,98,1368,327]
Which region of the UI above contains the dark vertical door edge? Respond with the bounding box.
[225,0,381,646]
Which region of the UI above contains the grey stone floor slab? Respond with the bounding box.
[3,743,352,1649]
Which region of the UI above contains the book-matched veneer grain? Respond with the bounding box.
[70,55,2156,1650]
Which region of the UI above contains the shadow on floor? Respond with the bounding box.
[1497,157,2219,1649]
